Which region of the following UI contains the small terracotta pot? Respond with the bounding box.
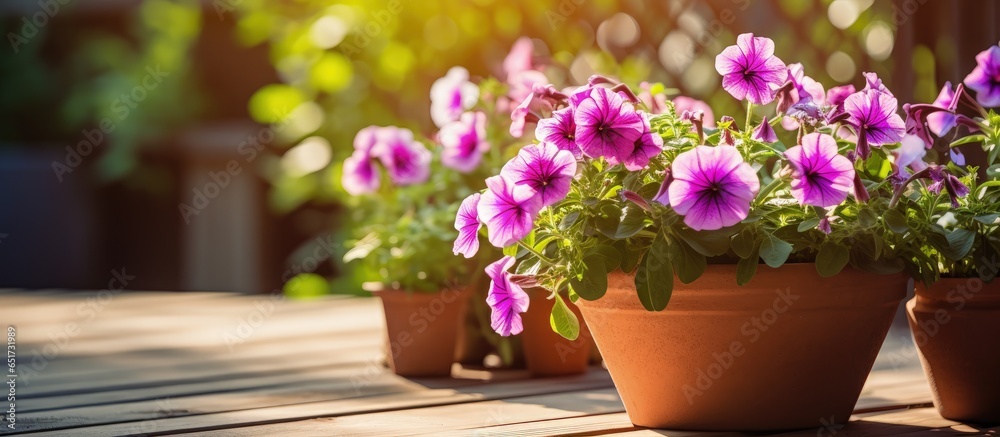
[521,288,593,376]
[374,287,470,377]
[577,263,907,431]
[906,278,1000,424]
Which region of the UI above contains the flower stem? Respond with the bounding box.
[745,102,754,131]
[755,176,784,204]
[518,241,557,265]
[888,167,932,209]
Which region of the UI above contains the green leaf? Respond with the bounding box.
[949,134,986,147]
[942,228,976,261]
[816,242,850,277]
[569,255,608,300]
[615,204,648,239]
[671,240,706,284]
[635,230,673,311]
[617,241,643,274]
[975,241,999,282]
[987,164,1000,179]
[675,226,739,257]
[515,257,542,275]
[736,247,759,286]
[759,234,793,268]
[858,208,877,229]
[884,209,909,234]
[595,204,621,239]
[731,228,756,259]
[502,244,519,257]
[590,245,622,272]
[974,213,1000,225]
[559,211,581,230]
[797,218,821,233]
[550,294,581,341]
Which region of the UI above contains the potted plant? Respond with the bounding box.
[454,34,931,430]
[339,39,592,376]
[897,40,1000,424]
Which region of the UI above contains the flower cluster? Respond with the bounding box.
[342,126,432,196]
[456,33,971,339]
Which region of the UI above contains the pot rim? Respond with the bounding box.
[581,262,908,312]
[913,276,1000,301]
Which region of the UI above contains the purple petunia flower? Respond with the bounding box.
[501,142,577,207]
[950,148,967,166]
[606,112,663,171]
[784,133,855,208]
[826,85,856,108]
[439,111,490,173]
[535,107,582,158]
[485,256,530,337]
[478,175,543,248]
[844,88,906,159]
[453,193,482,258]
[673,96,716,128]
[753,120,778,143]
[894,134,929,172]
[715,33,788,104]
[574,87,645,162]
[928,82,959,136]
[510,83,566,138]
[964,44,1000,107]
[928,166,971,208]
[342,150,380,196]
[667,145,760,231]
[862,72,892,96]
[430,67,480,128]
[371,127,432,186]
[342,126,382,195]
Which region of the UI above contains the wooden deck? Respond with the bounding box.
[1,289,996,436]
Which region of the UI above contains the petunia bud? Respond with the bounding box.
[774,81,797,114]
[621,190,652,212]
[752,120,778,143]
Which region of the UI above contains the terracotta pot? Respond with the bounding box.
[577,263,907,430]
[906,278,1000,424]
[374,287,470,377]
[521,288,593,376]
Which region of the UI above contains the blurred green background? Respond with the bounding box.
[1,0,997,292]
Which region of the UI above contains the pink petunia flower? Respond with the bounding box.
[844,88,906,159]
[667,145,760,231]
[784,133,855,208]
[439,111,490,173]
[535,107,581,158]
[485,256,530,337]
[574,87,645,163]
[430,67,479,128]
[477,175,543,248]
[501,142,577,207]
[715,33,788,104]
[370,127,431,186]
[452,193,482,258]
[605,112,663,171]
[964,44,1000,107]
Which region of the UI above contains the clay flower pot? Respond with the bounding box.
[906,278,1000,424]
[576,263,907,431]
[374,287,470,377]
[521,288,593,376]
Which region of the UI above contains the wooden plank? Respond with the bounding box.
[22,329,379,393]
[190,387,626,437]
[19,334,380,410]
[26,370,615,436]
[16,364,493,433]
